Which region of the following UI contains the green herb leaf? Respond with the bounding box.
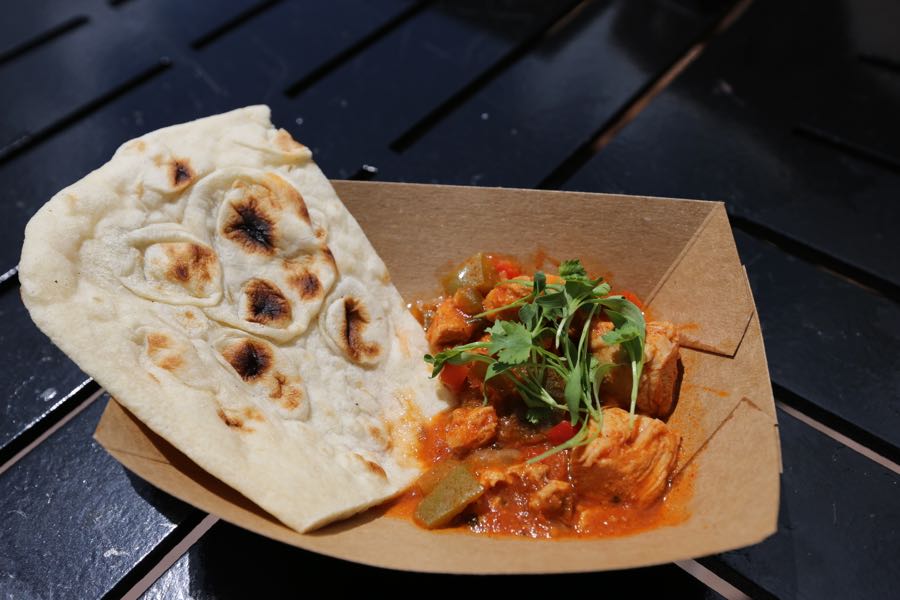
[425,343,490,376]
[592,282,611,296]
[564,278,595,300]
[564,362,583,424]
[559,259,588,281]
[484,361,514,383]
[535,290,567,308]
[532,271,546,295]
[600,320,640,345]
[518,303,538,329]
[486,321,533,364]
[598,296,647,424]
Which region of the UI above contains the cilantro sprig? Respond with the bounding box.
[424,259,646,461]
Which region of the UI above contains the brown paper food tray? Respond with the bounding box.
[94,182,780,573]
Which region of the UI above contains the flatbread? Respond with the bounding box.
[19,106,449,532]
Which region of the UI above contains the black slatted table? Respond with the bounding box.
[1,1,896,598]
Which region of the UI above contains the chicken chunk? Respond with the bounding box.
[484,461,549,487]
[478,461,574,517]
[481,277,531,321]
[528,480,574,515]
[445,406,498,453]
[590,320,680,417]
[426,297,479,348]
[570,408,680,507]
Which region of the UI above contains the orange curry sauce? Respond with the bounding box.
[389,252,692,539]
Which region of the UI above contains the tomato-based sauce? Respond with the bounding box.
[391,252,692,539]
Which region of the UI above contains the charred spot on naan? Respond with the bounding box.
[163,242,218,285]
[147,335,183,372]
[321,280,389,366]
[145,332,185,372]
[263,172,311,223]
[123,139,147,153]
[242,279,292,327]
[244,407,265,421]
[288,269,322,300]
[353,453,388,479]
[146,332,170,352]
[222,198,276,254]
[217,407,264,432]
[269,372,304,411]
[221,338,273,381]
[140,239,221,300]
[274,128,307,154]
[342,297,382,363]
[169,158,195,190]
[217,409,243,429]
[367,425,392,451]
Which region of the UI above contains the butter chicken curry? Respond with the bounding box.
[403,253,684,538]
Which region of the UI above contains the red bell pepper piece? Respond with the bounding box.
[439,362,470,394]
[547,420,578,445]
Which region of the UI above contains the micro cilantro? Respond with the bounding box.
[424,259,647,461]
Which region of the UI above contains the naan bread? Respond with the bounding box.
[19,106,449,532]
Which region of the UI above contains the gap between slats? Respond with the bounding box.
[536,0,752,189]
[775,390,900,473]
[792,123,900,174]
[190,0,285,50]
[728,214,900,303]
[283,0,431,98]
[0,266,18,288]
[0,381,101,476]
[0,15,89,68]
[675,560,752,600]
[114,514,218,600]
[387,0,589,153]
[0,58,172,166]
[697,556,779,600]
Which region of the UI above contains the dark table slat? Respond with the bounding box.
[0,0,286,157]
[141,521,723,597]
[0,0,266,67]
[563,0,900,286]
[846,0,900,63]
[0,287,89,460]
[0,0,90,61]
[374,0,735,186]
[733,230,900,455]
[710,406,900,599]
[764,0,900,160]
[112,0,264,48]
[291,0,581,178]
[0,18,167,152]
[0,396,200,600]
[194,0,419,108]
